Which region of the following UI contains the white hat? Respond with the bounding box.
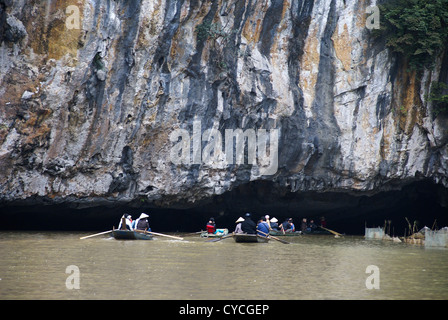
[270,217,278,223]
[139,213,149,219]
[235,217,245,223]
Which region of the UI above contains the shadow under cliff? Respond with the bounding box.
[0,180,447,235]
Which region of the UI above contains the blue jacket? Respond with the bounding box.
[257,222,270,237]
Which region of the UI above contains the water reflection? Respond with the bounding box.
[0,232,447,299]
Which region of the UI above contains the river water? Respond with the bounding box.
[0,231,447,300]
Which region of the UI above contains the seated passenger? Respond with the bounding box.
[241,213,257,234]
[206,217,216,234]
[234,217,245,234]
[309,219,318,231]
[135,213,151,232]
[269,217,279,231]
[118,214,133,231]
[257,217,270,237]
[282,218,295,233]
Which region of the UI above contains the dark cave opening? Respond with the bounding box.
[0,180,447,235]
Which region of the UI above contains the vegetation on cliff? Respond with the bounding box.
[378,0,448,71]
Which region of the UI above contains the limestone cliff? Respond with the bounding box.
[1,0,447,210]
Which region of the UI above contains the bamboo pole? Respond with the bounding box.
[80,230,112,240]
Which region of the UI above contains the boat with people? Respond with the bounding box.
[80,212,184,241]
[200,228,229,238]
[112,229,154,240]
[233,233,269,243]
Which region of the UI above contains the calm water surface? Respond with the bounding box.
[0,231,447,299]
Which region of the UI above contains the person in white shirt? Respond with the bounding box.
[118,214,133,230]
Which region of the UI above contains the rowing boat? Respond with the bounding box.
[200,228,229,238]
[112,229,154,240]
[233,233,269,243]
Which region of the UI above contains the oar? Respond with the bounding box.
[80,230,112,240]
[135,229,184,240]
[206,233,233,242]
[257,230,290,244]
[319,226,343,237]
[149,231,184,240]
[184,231,204,236]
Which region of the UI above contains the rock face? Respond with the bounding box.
[1,0,447,210]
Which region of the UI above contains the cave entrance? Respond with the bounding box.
[0,180,446,235]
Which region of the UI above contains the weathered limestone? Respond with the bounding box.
[0,0,447,209]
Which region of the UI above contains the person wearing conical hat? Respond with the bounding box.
[269,217,279,231]
[234,217,244,234]
[135,213,151,231]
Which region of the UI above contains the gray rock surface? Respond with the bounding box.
[0,0,447,210]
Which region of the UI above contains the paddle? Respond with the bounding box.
[257,230,290,244]
[135,229,184,240]
[184,231,204,236]
[319,226,343,237]
[79,230,112,240]
[149,231,184,240]
[206,233,233,242]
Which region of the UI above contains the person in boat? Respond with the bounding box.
[269,217,279,231]
[309,219,318,232]
[257,217,270,237]
[234,217,245,234]
[135,213,151,232]
[288,218,295,233]
[206,217,216,234]
[205,217,227,235]
[281,218,295,233]
[241,213,257,234]
[300,218,308,233]
[265,214,271,229]
[320,216,327,228]
[118,214,133,230]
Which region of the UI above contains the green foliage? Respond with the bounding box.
[378,0,448,70]
[195,21,229,42]
[195,21,236,74]
[427,82,448,115]
[93,52,105,70]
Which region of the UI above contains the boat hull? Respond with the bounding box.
[302,230,332,235]
[270,229,332,236]
[233,234,269,243]
[269,231,302,236]
[112,230,153,240]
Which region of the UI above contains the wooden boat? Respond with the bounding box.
[270,228,334,236]
[302,229,332,235]
[269,231,302,236]
[112,229,154,240]
[200,228,229,238]
[233,233,269,243]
